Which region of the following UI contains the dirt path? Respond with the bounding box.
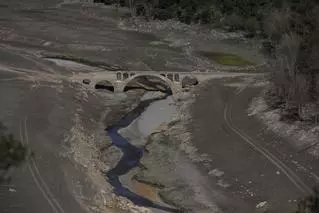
[188,77,319,213]
[225,88,312,194]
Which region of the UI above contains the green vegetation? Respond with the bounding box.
[111,0,287,36]
[198,51,254,66]
[152,0,268,35]
[0,122,28,183]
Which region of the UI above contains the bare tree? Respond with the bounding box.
[128,0,136,17]
[296,188,319,213]
[263,3,319,121]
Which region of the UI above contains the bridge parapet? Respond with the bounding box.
[114,71,183,83]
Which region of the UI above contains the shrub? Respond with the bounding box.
[244,17,261,33]
[136,4,146,16]
[261,40,277,57]
[296,188,319,213]
[222,13,246,31]
[262,5,292,43]
[0,122,28,182]
[153,8,174,20]
[193,5,220,24]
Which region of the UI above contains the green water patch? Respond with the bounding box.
[198,51,255,66]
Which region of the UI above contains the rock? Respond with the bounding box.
[256,201,269,213]
[310,126,319,134]
[8,188,16,192]
[158,123,169,133]
[101,146,123,171]
[181,76,198,88]
[183,87,190,92]
[300,103,319,121]
[153,8,174,20]
[83,79,91,85]
[140,91,166,101]
[151,123,169,134]
[208,169,224,177]
[43,41,52,46]
[217,179,230,188]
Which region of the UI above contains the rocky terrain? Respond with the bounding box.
[1,1,318,213]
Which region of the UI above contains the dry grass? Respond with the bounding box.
[249,96,319,157]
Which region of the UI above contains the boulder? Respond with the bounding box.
[82,79,91,85]
[181,76,198,88]
[101,146,123,171]
[256,201,269,213]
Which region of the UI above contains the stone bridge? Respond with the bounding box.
[74,70,261,98]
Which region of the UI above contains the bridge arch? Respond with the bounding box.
[94,80,114,92]
[118,73,180,94]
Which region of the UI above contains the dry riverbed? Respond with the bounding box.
[115,90,221,213]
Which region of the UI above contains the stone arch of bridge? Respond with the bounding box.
[94,80,114,92]
[117,73,179,94]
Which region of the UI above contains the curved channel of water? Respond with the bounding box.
[106,94,180,213]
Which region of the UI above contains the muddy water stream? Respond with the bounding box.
[106,92,179,212]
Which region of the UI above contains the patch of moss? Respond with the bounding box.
[198,51,255,66]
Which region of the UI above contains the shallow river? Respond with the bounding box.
[106,92,179,212]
